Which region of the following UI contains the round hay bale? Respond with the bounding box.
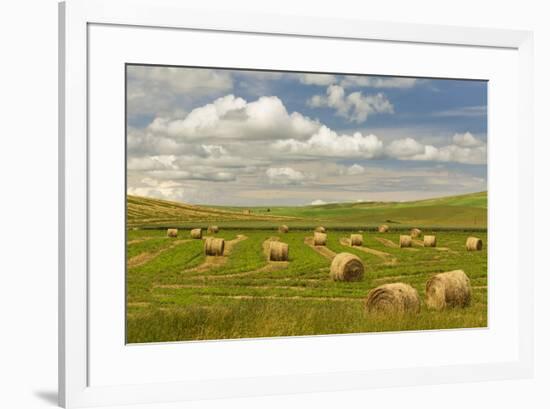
[315,226,326,233]
[423,235,437,247]
[313,232,327,246]
[207,225,219,234]
[204,237,225,256]
[278,225,289,233]
[330,252,364,282]
[190,228,202,239]
[365,283,421,314]
[399,235,412,248]
[350,234,363,246]
[410,228,422,238]
[269,241,289,261]
[425,269,472,310]
[378,224,389,233]
[166,228,178,238]
[466,237,483,251]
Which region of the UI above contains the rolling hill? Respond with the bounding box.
[127,191,487,230]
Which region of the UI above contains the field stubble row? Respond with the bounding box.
[126,228,487,342]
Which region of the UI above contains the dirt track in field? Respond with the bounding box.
[127,239,190,268]
[304,236,337,260]
[183,234,248,273]
[374,237,399,248]
[339,237,398,265]
[196,294,360,302]
[188,237,289,279]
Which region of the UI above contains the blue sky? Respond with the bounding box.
[126,66,487,206]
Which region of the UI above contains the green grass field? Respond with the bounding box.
[126,192,488,343]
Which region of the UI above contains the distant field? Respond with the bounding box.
[126,228,487,343]
[127,191,487,230]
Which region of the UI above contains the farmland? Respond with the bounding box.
[126,191,487,343]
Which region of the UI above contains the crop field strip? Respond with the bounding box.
[127,191,487,230]
[126,228,487,342]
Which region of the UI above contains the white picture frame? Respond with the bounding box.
[59,0,534,407]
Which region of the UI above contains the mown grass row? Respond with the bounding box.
[126,229,487,343]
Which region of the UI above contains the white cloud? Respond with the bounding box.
[272,126,384,158]
[307,85,394,123]
[346,164,366,175]
[299,73,337,86]
[385,137,486,165]
[266,167,306,185]
[310,199,327,206]
[127,177,186,201]
[452,132,484,147]
[340,76,418,89]
[148,94,320,142]
[386,138,425,158]
[412,145,486,165]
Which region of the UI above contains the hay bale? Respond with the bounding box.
[330,252,364,282]
[313,232,327,246]
[378,224,389,233]
[204,237,225,256]
[315,226,326,233]
[166,228,178,238]
[350,234,363,246]
[423,235,437,247]
[399,235,412,248]
[466,237,483,251]
[207,225,219,234]
[365,283,421,314]
[410,228,422,238]
[269,241,289,261]
[278,225,289,233]
[425,269,472,310]
[190,228,202,239]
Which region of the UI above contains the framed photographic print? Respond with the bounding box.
[59,0,534,407]
[125,64,489,343]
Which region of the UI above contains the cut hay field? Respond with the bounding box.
[126,192,488,343]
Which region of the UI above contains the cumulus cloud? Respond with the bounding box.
[266,167,307,185]
[346,164,366,175]
[148,94,321,142]
[340,76,418,89]
[127,177,186,201]
[385,136,486,165]
[272,126,384,158]
[126,66,486,205]
[452,132,484,147]
[386,138,425,158]
[308,85,394,123]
